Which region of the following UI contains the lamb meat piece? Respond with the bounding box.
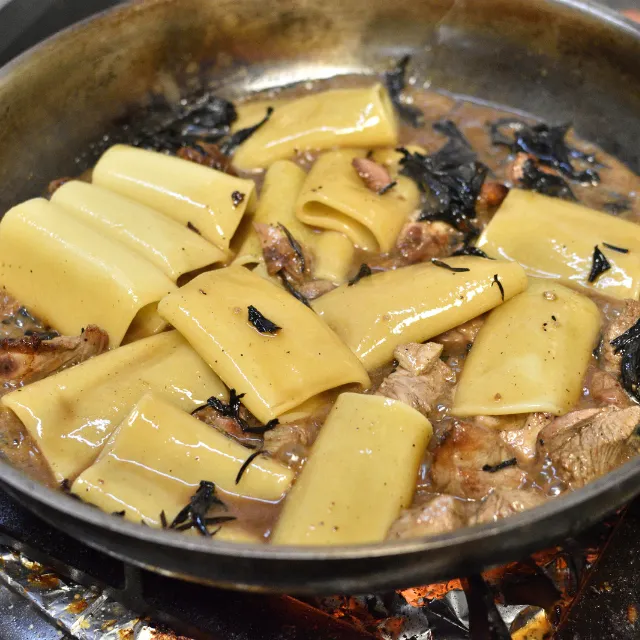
[0,293,45,339]
[352,157,393,193]
[0,325,108,394]
[297,279,336,300]
[177,143,237,175]
[537,406,640,488]
[433,315,485,355]
[470,488,547,525]
[601,299,640,374]
[499,412,554,464]
[395,221,463,265]
[193,405,263,449]
[376,342,455,417]
[387,494,470,539]
[477,181,509,209]
[394,342,443,376]
[254,222,310,284]
[263,415,324,470]
[431,420,528,499]
[588,368,631,408]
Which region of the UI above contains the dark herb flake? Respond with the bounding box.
[603,242,629,254]
[173,515,236,533]
[482,458,517,473]
[235,450,262,484]
[278,223,306,272]
[492,274,505,301]
[160,510,168,529]
[377,180,397,195]
[518,159,576,201]
[231,191,245,207]
[384,55,424,128]
[220,107,274,156]
[278,271,312,308]
[431,259,470,273]
[452,246,493,259]
[248,305,281,335]
[588,245,611,283]
[169,480,226,537]
[242,418,279,435]
[112,510,126,517]
[187,221,201,234]
[611,318,640,401]
[60,479,71,492]
[348,263,373,286]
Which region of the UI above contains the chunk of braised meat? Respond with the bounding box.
[470,487,547,525]
[0,293,45,339]
[499,412,554,464]
[254,222,310,284]
[0,325,108,394]
[587,368,631,407]
[431,420,528,499]
[433,315,485,355]
[352,157,392,193]
[395,221,463,265]
[193,405,262,449]
[376,342,455,417]
[387,493,469,539]
[296,279,336,301]
[394,342,444,376]
[601,299,640,375]
[177,143,236,175]
[537,406,640,489]
[476,181,509,210]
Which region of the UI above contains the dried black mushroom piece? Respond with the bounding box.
[518,159,576,201]
[348,263,373,286]
[603,242,629,254]
[278,271,312,308]
[278,223,306,272]
[588,245,611,283]
[235,449,263,484]
[488,118,600,184]
[220,107,274,156]
[248,305,282,335]
[492,274,505,301]
[611,318,640,401]
[431,259,470,273]
[482,458,517,473]
[452,245,494,259]
[169,480,228,537]
[398,120,488,234]
[384,55,424,128]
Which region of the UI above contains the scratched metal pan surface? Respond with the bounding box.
[0,0,639,594]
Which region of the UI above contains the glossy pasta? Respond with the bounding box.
[314,256,529,370]
[0,198,175,346]
[312,231,355,284]
[232,85,398,170]
[92,144,256,251]
[272,393,432,545]
[452,280,601,416]
[52,181,226,281]
[73,393,294,528]
[477,189,640,300]
[296,150,420,251]
[158,266,371,423]
[2,332,226,482]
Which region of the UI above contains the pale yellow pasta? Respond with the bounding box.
[157,266,370,423]
[452,280,601,417]
[371,145,426,175]
[92,144,256,251]
[271,393,432,545]
[314,256,528,371]
[477,189,640,300]
[121,302,168,344]
[52,181,226,280]
[232,84,398,170]
[2,331,226,482]
[231,98,289,132]
[0,198,175,347]
[232,160,312,266]
[73,393,294,527]
[296,150,420,251]
[312,231,355,284]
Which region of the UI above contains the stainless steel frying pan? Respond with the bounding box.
[0,0,639,594]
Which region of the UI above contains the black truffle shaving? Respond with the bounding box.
[399,120,487,233]
[248,305,282,334]
[170,480,227,537]
[220,107,274,155]
[518,159,576,201]
[235,450,263,484]
[611,318,640,401]
[603,242,629,254]
[588,245,611,283]
[452,246,494,259]
[348,263,373,286]
[384,55,424,128]
[488,118,600,184]
[377,181,397,195]
[278,271,312,308]
[482,458,517,473]
[492,274,505,301]
[173,515,236,533]
[278,223,306,272]
[431,259,471,273]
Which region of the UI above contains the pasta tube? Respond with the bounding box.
[73,393,294,527]
[52,181,226,280]
[0,198,175,347]
[271,393,432,545]
[312,231,355,284]
[452,280,601,416]
[314,256,528,370]
[158,266,370,423]
[232,84,398,170]
[92,144,256,251]
[296,150,420,251]
[477,189,640,300]
[2,331,226,482]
